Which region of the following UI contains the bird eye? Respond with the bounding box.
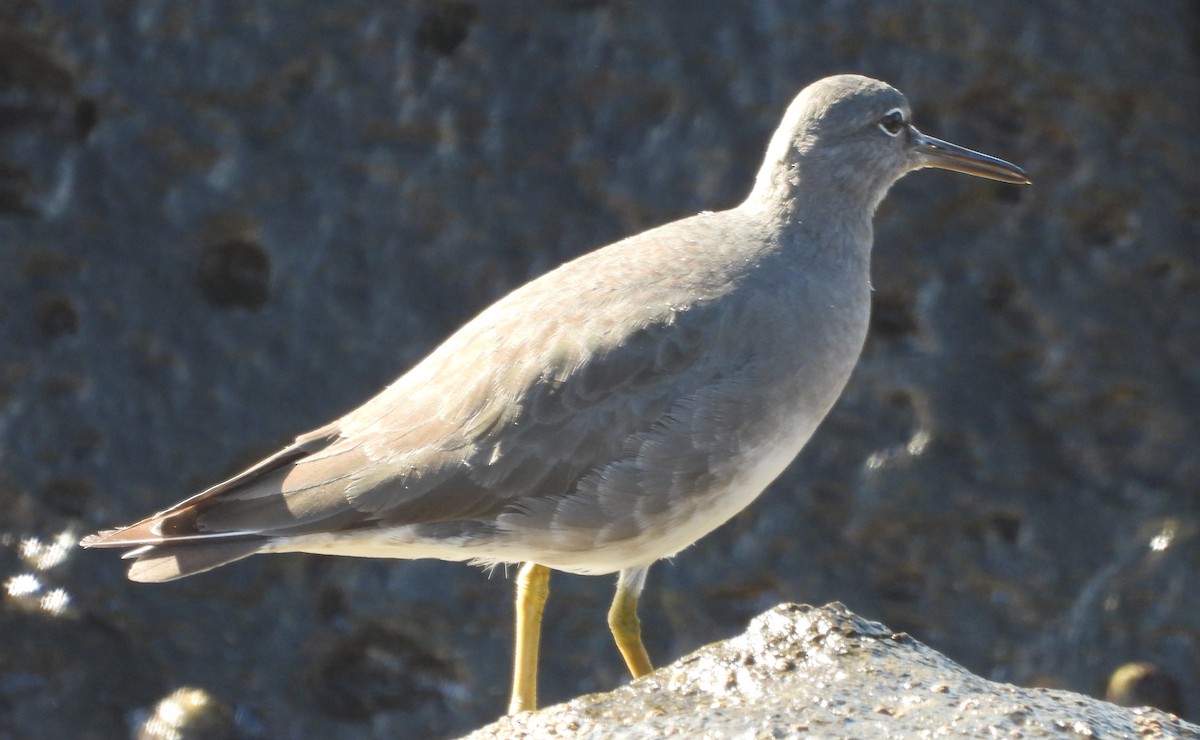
[878,109,906,136]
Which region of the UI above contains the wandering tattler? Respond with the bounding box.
[82,75,1029,714]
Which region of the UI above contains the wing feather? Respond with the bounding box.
[83,212,780,575]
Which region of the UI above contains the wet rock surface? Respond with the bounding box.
[470,603,1200,739]
[1,2,1198,738]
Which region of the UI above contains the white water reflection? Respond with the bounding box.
[2,528,77,617]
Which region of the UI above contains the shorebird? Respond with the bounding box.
[82,74,1029,714]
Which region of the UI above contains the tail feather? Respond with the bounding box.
[79,422,345,582]
[124,540,266,583]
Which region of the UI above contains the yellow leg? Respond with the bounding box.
[508,562,550,714]
[608,567,653,678]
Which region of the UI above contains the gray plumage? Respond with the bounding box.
[82,75,1028,585]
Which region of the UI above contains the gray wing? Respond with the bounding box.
[81,213,773,579]
[200,297,751,535]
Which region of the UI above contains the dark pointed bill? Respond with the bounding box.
[912,130,1031,185]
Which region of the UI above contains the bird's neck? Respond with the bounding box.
[740,175,876,275]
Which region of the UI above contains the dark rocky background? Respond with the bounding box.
[1,1,1197,738]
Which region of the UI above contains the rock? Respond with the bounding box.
[469,603,1200,739]
[1108,662,1186,717]
[136,687,238,740]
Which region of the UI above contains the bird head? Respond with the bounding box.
[751,75,1029,215]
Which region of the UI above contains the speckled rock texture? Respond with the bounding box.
[1,2,1198,739]
[470,603,1200,739]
